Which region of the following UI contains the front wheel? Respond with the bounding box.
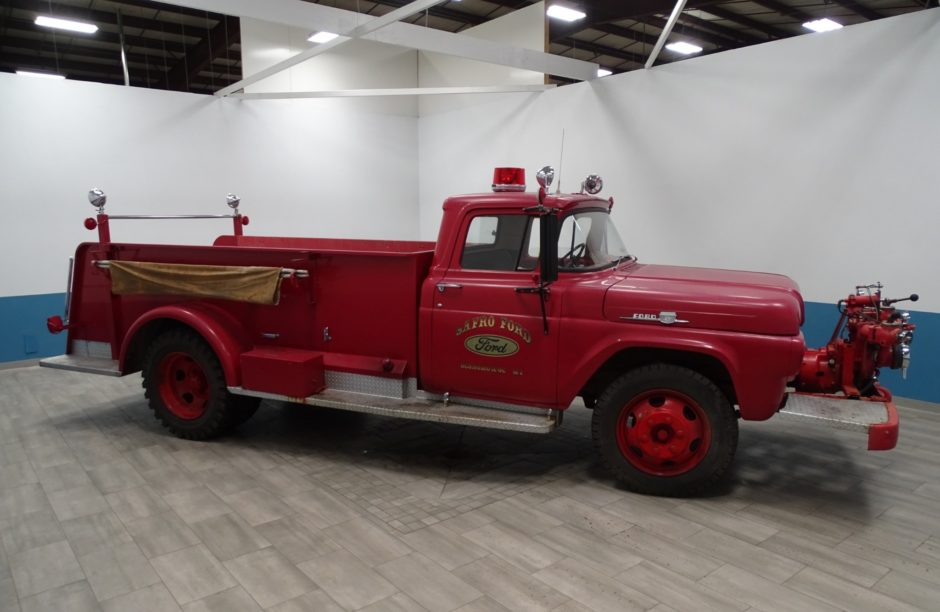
[591,364,738,496]
[143,329,245,440]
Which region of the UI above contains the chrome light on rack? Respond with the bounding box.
[581,174,603,195]
[88,188,107,212]
[536,166,555,191]
[897,344,912,379]
[226,193,241,211]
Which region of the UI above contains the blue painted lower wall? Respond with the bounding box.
[0,293,67,363]
[1,293,936,403]
[802,301,938,404]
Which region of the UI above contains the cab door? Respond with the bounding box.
[428,213,560,406]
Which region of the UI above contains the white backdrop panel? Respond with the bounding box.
[0,75,418,298]
[418,10,940,310]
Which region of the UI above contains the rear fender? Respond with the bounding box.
[119,303,252,386]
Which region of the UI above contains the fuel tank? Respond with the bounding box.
[604,264,804,336]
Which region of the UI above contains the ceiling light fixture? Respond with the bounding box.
[16,70,66,80]
[803,18,843,33]
[597,68,612,77]
[35,15,98,34]
[307,31,339,44]
[665,41,703,55]
[547,5,586,22]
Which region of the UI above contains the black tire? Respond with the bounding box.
[142,328,238,440]
[591,364,737,497]
[230,395,261,427]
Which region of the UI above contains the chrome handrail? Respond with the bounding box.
[106,214,239,220]
[91,260,309,278]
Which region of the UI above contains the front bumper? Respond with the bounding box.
[779,388,899,451]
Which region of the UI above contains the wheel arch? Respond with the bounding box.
[120,303,252,387]
[578,347,737,408]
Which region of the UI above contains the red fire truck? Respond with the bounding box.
[41,167,917,496]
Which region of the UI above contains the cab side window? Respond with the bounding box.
[461,215,538,271]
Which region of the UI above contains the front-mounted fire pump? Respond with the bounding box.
[783,283,918,450]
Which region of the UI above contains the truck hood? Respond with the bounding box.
[604,264,804,336]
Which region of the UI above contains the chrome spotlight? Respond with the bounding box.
[581,174,603,195]
[536,166,555,191]
[226,193,241,210]
[88,188,107,212]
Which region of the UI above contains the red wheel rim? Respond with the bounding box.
[615,389,711,476]
[158,352,210,420]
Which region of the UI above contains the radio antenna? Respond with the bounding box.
[555,129,565,194]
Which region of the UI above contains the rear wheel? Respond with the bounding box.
[143,329,245,439]
[592,364,737,496]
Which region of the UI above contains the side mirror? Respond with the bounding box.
[539,211,558,284]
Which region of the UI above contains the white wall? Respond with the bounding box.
[240,18,418,116]
[418,2,545,116]
[0,74,417,298]
[418,9,940,310]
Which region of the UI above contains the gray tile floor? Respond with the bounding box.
[2,365,940,611]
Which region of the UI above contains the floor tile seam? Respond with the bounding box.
[14,575,90,605]
[869,567,940,606]
[667,503,782,545]
[616,559,752,612]
[151,543,239,608]
[530,555,659,611]
[9,536,90,601]
[780,565,922,612]
[698,562,838,612]
[755,537,892,588]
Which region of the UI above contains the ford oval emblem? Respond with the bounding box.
[464,335,519,357]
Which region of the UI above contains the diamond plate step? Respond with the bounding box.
[39,354,121,376]
[230,386,558,433]
[779,392,899,450]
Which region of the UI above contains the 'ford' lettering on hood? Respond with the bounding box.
[604,264,804,336]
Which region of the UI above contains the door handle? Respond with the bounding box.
[436,282,463,293]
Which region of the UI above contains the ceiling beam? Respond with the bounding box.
[166,15,239,90]
[700,5,792,39]
[96,0,229,22]
[5,0,221,33]
[676,12,764,45]
[357,0,488,27]
[591,23,660,48]
[1,15,192,54]
[831,0,883,20]
[0,34,168,72]
[554,37,646,66]
[548,0,722,41]
[159,0,597,81]
[646,0,688,68]
[750,0,814,22]
[2,49,128,78]
[638,14,744,49]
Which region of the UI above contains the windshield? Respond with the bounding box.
[557,210,631,271]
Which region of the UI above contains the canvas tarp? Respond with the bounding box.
[109,261,282,305]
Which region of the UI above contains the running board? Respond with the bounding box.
[229,386,559,434]
[39,354,122,376]
[779,392,898,450]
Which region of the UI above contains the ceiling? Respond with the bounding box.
[1,0,935,93]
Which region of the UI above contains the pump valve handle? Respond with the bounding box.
[883,294,919,306]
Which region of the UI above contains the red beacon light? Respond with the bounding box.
[492,167,526,192]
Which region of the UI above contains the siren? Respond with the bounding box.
[492,167,526,192]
